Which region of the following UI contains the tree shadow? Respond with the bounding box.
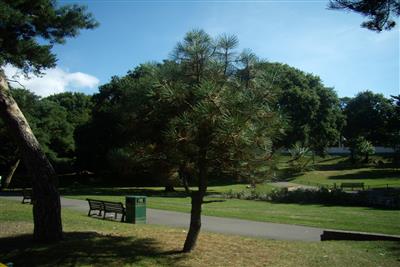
[315,156,398,171]
[203,199,226,204]
[61,186,235,199]
[62,187,190,198]
[0,232,186,266]
[316,156,343,164]
[315,159,370,171]
[386,241,400,259]
[328,169,400,180]
[273,169,305,182]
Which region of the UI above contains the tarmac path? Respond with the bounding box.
[0,194,323,241]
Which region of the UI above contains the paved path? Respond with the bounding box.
[0,194,323,242]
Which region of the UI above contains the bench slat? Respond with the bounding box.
[86,198,125,222]
[340,183,364,190]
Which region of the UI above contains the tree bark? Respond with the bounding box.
[164,184,175,192]
[365,153,369,163]
[0,70,63,242]
[2,158,20,189]
[182,191,204,252]
[179,164,191,195]
[183,146,208,252]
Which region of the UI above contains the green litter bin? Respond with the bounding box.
[125,196,146,224]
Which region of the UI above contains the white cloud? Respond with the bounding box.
[4,65,99,97]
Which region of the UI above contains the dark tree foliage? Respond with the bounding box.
[0,0,97,242]
[388,95,400,159]
[75,67,173,181]
[0,0,98,73]
[0,90,93,179]
[329,0,400,32]
[258,63,344,155]
[343,91,395,146]
[45,92,93,128]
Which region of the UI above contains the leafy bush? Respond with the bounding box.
[287,143,314,173]
[222,187,400,209]
[348,136,375,163]
[222,189,269,201]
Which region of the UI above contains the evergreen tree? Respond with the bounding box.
[329,0,400,32]
[0,0,97,242]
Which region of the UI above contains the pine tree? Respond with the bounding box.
[0,0,98,242]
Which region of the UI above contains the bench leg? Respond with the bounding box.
[121,214,125,222]
[88,209,92,217]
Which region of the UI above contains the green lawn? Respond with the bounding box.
[282,156,400,188]
[64,186,400,235]
[1,198,399,267]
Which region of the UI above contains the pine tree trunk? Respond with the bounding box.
[183,191,204,252]
[164,184,175,192]
[365,153,369,163]
[2,158,20,189]
[0,71,62,242]
[183,146,208,252]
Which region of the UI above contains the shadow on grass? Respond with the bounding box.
[315,160,371,171]
[328,169,400,180]
[316,157,398,171]
[203,199,226,204]
[387,242,400,259]
[61,187,190,198]
[61,186,236,198]
[0,232,186,266]
[315,156,344,164]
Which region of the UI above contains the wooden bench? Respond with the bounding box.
[86,198,126,222]
[340,182,364,191]
[103,201,126,222]
[22,188,32,204]
[87,198,104,216]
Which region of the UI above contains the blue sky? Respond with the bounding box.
[7,0,399,98]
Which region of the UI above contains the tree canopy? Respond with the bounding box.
[0,0,98,73]
[0,0,98,242]
[257,62,344,155]
[329,0,400,32]
[343,90,395,146]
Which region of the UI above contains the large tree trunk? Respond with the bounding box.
[2,158,20,190]
[0,71,63,242]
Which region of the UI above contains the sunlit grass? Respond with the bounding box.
[65,190,400,235]
[1,198,399,267]
[280,155,400,188]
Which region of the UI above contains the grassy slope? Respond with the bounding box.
[288,156,400,188]
[1,198,399,267]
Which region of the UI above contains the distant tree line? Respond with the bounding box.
[0,91,93,177]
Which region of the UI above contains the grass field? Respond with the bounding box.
[1,198,399,267]
[286,156,400,188]
[64,186,400,235]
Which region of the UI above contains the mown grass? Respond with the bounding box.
[64,187,400,235]
[282,155,400,188]
[0,198,399,267]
